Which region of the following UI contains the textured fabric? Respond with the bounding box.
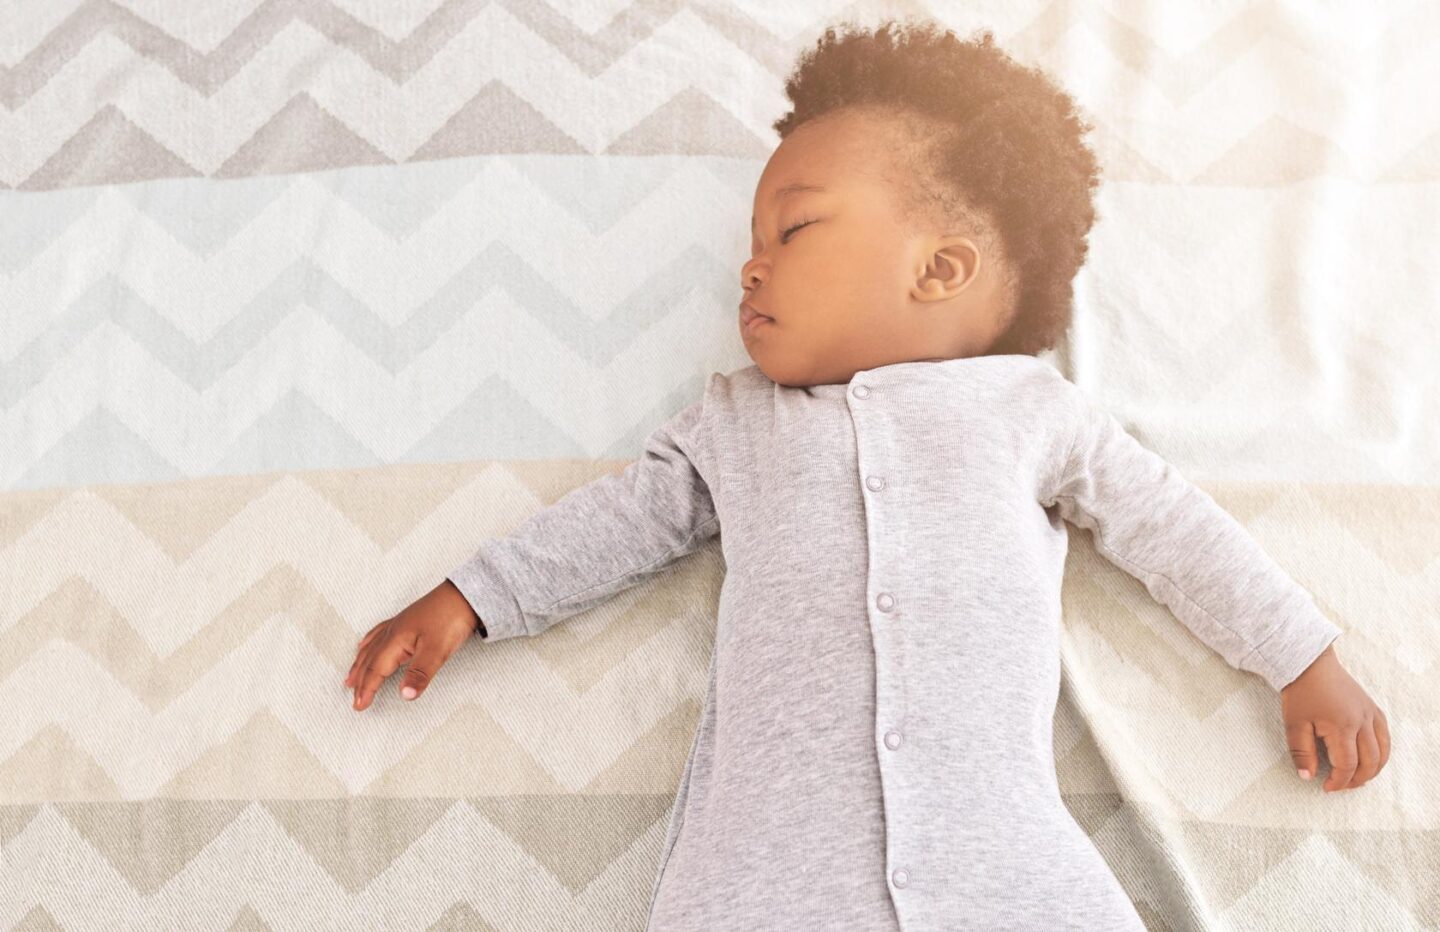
[447,354,1343,931]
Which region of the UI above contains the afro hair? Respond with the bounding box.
[771,18,1103,357]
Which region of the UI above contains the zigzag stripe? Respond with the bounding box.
[5,3,1439,189]
[2,0,1427,104]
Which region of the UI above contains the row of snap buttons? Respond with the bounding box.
[855,379,909,895]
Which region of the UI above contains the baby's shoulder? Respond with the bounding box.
[967,356,1076,410]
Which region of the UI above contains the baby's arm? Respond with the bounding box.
[447,394,719,643]
[1037,376,1340,693]
[1036,374,1390,791]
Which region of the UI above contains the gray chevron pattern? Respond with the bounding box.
[2,1,1436,930]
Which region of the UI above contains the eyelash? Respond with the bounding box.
[780,218,816,243]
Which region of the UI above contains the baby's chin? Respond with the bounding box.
[751,356,825,389]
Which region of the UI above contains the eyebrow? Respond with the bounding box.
[752,183,828,232]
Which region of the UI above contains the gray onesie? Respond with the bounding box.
[447,354,1342,931]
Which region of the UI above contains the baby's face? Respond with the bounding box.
[742,108,1013,387]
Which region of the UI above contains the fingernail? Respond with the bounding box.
[1298,769,1311,780]
[402,686,417,700]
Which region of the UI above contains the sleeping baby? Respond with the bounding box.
[343,19,1390,931]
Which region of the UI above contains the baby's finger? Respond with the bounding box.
[354,636,415,711]
[1375,708,1391,772]
[398,635,448,701]
[346,620,390,686]
[1350,721,1381,788]
[1321,725,1359,792]
[350,633,388,707]
[346,637,377,689]
[357,621,386,651]
[346,643,370,688]
[1286,720,1318,781]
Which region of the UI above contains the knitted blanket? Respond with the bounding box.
[2,3,1432,929]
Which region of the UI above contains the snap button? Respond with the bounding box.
[884,731,902,750]
[876,592,895,612]
[853,384,871,398]
[892,868,909,888]
[866,475,885,491]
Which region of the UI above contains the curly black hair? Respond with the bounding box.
[771,18,1103,357]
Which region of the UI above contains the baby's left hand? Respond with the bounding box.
[1280,644,1390,792]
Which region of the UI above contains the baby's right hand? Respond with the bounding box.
[345,579,483,711]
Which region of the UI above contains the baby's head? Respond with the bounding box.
[742,20,1102,387]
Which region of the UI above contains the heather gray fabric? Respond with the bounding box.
[447,354,1342,931]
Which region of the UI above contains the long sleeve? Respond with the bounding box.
[1038,378,1341,692]
[446,393,721,643]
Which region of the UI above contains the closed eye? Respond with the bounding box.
[781,218,817,243]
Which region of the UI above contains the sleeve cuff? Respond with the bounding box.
[446,544,530,643]
[1239,594,1343,692]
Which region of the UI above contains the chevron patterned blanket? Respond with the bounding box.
[2,3,1433,930]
